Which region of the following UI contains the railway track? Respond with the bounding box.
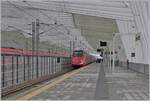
[1,53,72,97]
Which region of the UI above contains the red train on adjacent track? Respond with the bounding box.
[0,47,66,56]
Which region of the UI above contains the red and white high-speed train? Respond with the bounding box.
[71,49,96,67]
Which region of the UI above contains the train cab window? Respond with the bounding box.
[73,50,83,56]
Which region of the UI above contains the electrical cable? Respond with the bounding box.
[23,1,57,23]
[6,1,69,39]
[5,0,90,49]
[24,1,72,35]
[7,0,36,19]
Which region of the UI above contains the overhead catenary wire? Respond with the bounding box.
[6,0,47,33]
[7,0,36,20]
[23,0,57,24]
[7,26,32,35]
[4,1,72,51]
[8,0,72,27]
[3,0,101,51]
[6,1,51,29]
[5,0,131,31]
[6,1,71,38]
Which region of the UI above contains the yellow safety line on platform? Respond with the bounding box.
[17,66,88,100]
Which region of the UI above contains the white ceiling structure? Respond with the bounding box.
[1,0,150,65]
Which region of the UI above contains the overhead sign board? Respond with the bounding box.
[135,33,140,41]
[131,53,135,57]
[100,41,107,46]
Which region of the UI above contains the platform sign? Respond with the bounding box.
[97,49,101,52]
[100,41,107,46]
[135,33,140,41]
[131,53,135,57]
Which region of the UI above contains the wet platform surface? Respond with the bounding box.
[31,63,100,100]
[3,63,149,100]
[104,65,149,100]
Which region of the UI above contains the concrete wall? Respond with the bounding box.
[116,2,150,65]
[129,62,149,75]
[118,61,149,75]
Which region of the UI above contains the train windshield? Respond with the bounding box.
[73,50,83,56]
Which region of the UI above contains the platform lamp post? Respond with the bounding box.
[112,33,116,73]
[69,40,72,58]
[109,42,112,72]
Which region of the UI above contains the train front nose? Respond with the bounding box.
[72,57,84,65]
[72,57,80,64]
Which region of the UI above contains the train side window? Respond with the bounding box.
[57,57,60,63]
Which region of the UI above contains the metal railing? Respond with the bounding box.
[1,53,71,96]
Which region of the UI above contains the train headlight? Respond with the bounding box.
[80,60,84,64]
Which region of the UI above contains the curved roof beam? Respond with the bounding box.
[5,0,134,21]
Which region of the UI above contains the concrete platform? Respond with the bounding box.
[104,64,149,100]
[31,63,100,100]
[3,63,149,100]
